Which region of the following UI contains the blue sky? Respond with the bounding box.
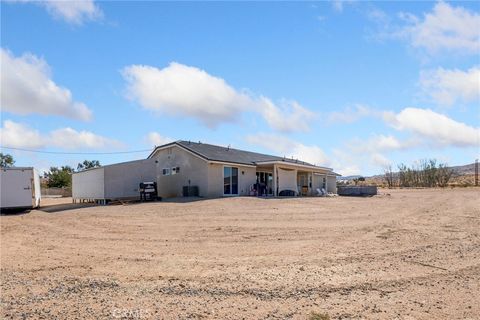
[1,0,479,176]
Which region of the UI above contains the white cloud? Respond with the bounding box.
[245,133,330,167]
[0,120,44,149]
[330,149,363,176]
[326,104,375,124]
[145,132,175,147]
[371,135,407,150]
[399,2,480,55]
[123,62,251,128]
[336,134,415,173]
[334,106,480,174]
[1,48,92,121]
[348,134,418,154]
[383,107,480,148]
[122,62,315,132]
[336,165,361,176]
[9,0,102,25]
[44,0,102,24]
[49,127,120,149]
[331,0,355,13]
[332,0,343,12]
[371,153,392,168]
[367,8,390,25]
[419,66,480,106]
[0,120,120,150]
[259,98,315,132]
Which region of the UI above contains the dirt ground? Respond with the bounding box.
[1,188,479,319]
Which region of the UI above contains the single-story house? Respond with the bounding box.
[72,140,339,202]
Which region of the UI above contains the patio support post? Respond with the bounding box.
[294,169,298,196]
[273,164,278,197]
[311,171,314,196]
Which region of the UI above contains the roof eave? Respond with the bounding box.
[254,160,333,171]
[147,141,181,159]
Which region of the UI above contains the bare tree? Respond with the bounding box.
[436,163,453,187]
[398,163,407,187]
[396,159,452,188]
[384,165,395,188]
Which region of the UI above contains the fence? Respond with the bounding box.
[41,187,72,197]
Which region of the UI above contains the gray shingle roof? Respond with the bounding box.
[151,140,332,170]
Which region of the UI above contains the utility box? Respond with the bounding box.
[0,167,41,209]
[182,186,199,197]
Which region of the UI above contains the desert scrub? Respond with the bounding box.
[308,311,330,320]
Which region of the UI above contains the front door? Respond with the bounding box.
[224,167,238,195]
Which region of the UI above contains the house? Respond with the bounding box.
[72,140,339,202]
[149,140,339,198]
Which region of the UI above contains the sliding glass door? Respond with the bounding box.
[224,167,238,195]
[256,171,273,195]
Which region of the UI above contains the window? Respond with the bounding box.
[171,167,177,175]
[322,177,326,188]
[162,168,171,176]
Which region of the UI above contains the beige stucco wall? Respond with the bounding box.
[327,176,337,193]
[207,163,256,197]
[152,146,257,198]
[311,173,337,194]
[104,159,156,199]
[152,146,210,198]
[308,171,340,195]
[312,174,324,193]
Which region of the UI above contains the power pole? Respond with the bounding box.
[475,159,479,187]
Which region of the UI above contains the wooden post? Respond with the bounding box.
[475,159,478,186]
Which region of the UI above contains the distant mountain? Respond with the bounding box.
[337,175,362,181]
[449,163,477,176]
[339,162,477,181]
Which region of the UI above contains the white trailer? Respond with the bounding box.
[0,167,41,209]
[72,159,156,204]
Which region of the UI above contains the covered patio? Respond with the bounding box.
[254,161,338,197]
